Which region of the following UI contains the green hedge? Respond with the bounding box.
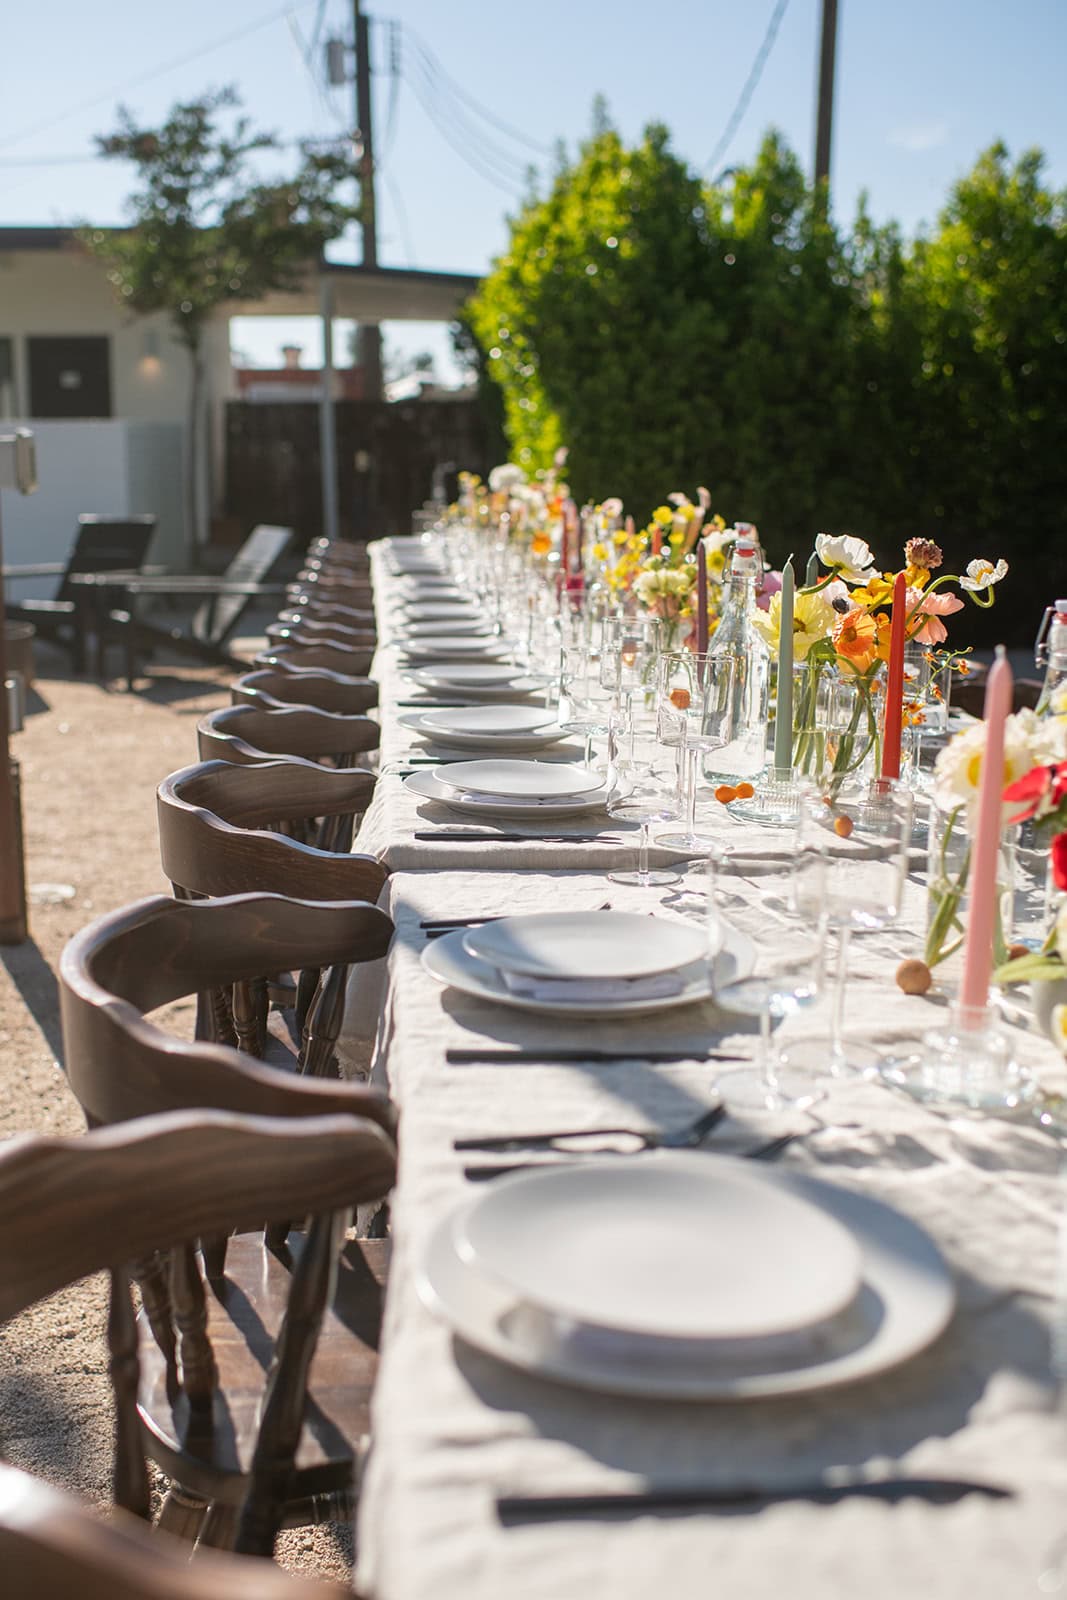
[467,125,1067,650]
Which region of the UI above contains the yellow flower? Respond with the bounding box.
[848,574,895,609]
[903,563,930,590]
[652,505,674,527]
[591,541,608,561]
[752,587,838,660]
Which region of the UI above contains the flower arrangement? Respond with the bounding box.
[991,758,1067,1025]
[753,532,1009,788]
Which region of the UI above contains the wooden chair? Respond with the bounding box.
[196,704,380,769]
[0,1105,395,1557]
[277,601,377,630]
[254,642,375,677]
[231,667,379,716]
[264,619,377,652]
[0,1462,348,1600]
[157,758,383,897]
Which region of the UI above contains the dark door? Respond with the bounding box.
[28,335,112,418]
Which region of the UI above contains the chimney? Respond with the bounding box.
[281,344,302,371]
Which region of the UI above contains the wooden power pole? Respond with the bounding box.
[353,0,383,402]
[0,430,37,944]
[814,0,839,190]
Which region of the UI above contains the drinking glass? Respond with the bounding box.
[655,652,736,854]
[606,719,682,888]
[708,849,828,1111]
[557,640,615,770]
[788,777,915,1077]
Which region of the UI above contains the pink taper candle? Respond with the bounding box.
[696,540,709,655]
[880,571,907,779]
[959,646,1013,1020]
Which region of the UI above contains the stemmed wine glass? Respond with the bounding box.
[655,651,735,855]
[557,639,615,771]
[606,716,682,888]
[787,776,915,1078]
[708,849,829,1111]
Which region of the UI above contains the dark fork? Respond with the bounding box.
[454,1103,726,1156]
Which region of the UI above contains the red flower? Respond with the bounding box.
[1002,763,1052,824]
[1053,832,1067,894]
[1052,762,1067,808]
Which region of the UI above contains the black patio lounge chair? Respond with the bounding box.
[3,514,157,673]
[95,523,294,688]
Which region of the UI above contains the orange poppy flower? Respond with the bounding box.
[833,607,891,674]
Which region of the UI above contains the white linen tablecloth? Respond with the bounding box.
[355,860,1067,1600]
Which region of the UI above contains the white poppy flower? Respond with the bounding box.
[814,533,878,584]
[488,462,526,492]
[960,558,1009,592]
[933,710,1042,824]
[601,496,623,519]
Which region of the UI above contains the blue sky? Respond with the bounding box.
[2,0,1064,377]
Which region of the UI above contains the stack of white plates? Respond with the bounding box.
[407,663,553,700]
[404,757,610,822]
[418,1153,955,1399]
[398,704,569,753]
[422,907,752,1017]
[398,634,513,665]
[397,600,483,623]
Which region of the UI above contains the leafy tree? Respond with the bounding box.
[84,87,357,550]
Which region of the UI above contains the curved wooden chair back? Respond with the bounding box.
[265,616,375,648]
[254,642,374,676]
[278,601,376,629]
[231,668,378,716]
[0,1462,347,1599]
[157,759,383,900]
[288,575,374,606]
[60,892,395,1127]
[0,1111,394,1558]
[196,704,380,768]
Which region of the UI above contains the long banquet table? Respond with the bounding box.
[350,539,1067,1600]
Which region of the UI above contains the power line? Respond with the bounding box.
[402,47,530,190]
[401,23,551,159]
[382,167,417,266]
[0,0,319,154]
[704,0,791,180]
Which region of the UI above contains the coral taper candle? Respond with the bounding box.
[773,557,795,775]
[959,646,1013,1020]
[880,571,907,779]
[651,526,662,556]
[696,540,709,656]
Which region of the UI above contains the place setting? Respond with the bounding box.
[397,703,574,755]
[420,902,755,1018]
[416,1144,957,1403]
[404,661,555,701]
[403,755,614,826]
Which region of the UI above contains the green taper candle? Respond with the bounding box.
[773,557,795,775]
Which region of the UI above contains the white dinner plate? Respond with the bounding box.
[437,760,604,801]
[400,602,482,621]
[402,769,610,818]
[421,925,754,1016]
[396,582,462,598]
[423,706,560,737]
[399,637,512,663]
[465,910,708,981]
[417,1164,954,1400]
[408,666,554,699]
[397,713,570,754]
[396,619,493,639]
[455,1157,862,1342]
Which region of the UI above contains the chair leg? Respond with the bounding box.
[157,1485,210,1542]
[197,1501,241,1551]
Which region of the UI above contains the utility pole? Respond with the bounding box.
[813,0,839,193]
[353,0,383,402]
[0,431,37,945]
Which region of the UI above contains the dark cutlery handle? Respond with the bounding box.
[495,1478,1012,1523]
[445,1049,748,1065]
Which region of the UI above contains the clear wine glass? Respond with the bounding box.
[557,640,615,770]
[606,719,682,888]
[708,849,829,1111]
[655,652,735,855]
[787,776,915,1078]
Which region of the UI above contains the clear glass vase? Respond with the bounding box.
[924,799,1015,995]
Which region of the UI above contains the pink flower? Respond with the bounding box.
[905,586,963,645]
[756,569,783,613]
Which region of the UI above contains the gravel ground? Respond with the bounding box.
[0,636,355,1582]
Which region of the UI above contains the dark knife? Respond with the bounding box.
[495,1477,1012,1523]
[446,1048,747,1065]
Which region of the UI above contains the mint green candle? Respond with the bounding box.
[773,557,795,775]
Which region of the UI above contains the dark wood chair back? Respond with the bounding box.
[254,643,375,676]
[196,704,380,767]
[54,515,159,604]
[0,1110,394,1558]
[156,759,383,899]
[231,668,378,716]
[278,601,376,629]
[0,1462,347,1599]
[60,892,395,1127]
